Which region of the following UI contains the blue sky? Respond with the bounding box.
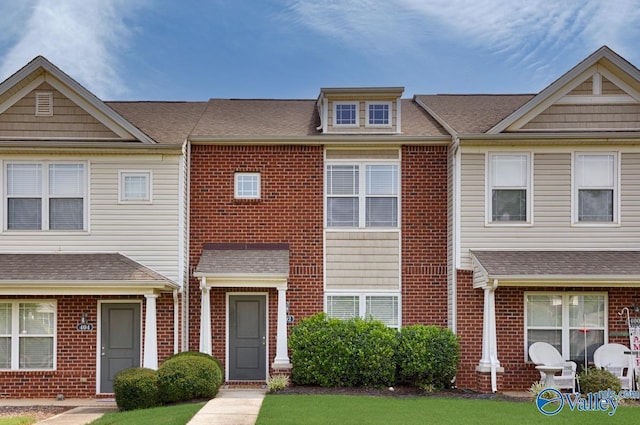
[0,0,639,101]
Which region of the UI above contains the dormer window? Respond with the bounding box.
[35,91,53,116]
[366,102,390,127]
[334,102,358,126]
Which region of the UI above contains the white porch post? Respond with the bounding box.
[143,294,159,370]
[478,282,500,371]
[199,278,212,355]
[272,286,291,369]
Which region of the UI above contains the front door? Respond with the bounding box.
[228,295,266,380]
[100,303,141,393]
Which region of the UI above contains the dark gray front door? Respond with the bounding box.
[229,295,266,380]
[100,303,141,393]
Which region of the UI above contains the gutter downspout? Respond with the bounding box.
[490,278,499,393]
[173,289,179,354]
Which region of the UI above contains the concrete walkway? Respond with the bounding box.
[187,388,266,425]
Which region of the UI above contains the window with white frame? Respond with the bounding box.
[573,153,617,223]
[119,171,151,203]
[234,172,261,199]
[326,294,399,328]
[0,301,56,370]
[525,293,605,364]
[6,162,86,231]
[366,102,390,126]
[326,163,399,228]
[488,153,530,223]
[334,102,358,126]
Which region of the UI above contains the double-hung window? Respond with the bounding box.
[573,153,617,223]
[326,163,399,228]
[326,294,399,328]
[6,162,86,231]
[488,153,530,223]
[0,301,56,370]
[525,293,605,364]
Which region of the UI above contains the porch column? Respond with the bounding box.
[478,282,500,371]
[143,294,158,370]
[199,279,212,355]
[272,286,291,369]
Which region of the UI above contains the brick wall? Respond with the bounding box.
[188,144,325,372]
[0,293,176,398]
[401,145,448,326]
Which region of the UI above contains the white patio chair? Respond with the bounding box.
[593,343,634,390]
[529,342,577,392]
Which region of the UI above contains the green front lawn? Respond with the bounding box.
[256,395,638,425]
[88,402,204,425]
[0,418,36,425]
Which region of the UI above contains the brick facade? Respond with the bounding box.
[189,144,325,372]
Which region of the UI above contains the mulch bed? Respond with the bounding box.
[0,405,72,421]
[273,385,530,402]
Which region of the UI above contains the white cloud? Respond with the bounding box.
[284,0,640,70]
[0,0,147,99]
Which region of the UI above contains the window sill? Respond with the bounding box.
[571,222,621,228]
[2,230,89,236]
[484,222,533,228]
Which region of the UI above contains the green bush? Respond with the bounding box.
[157,354,223,403]
[396,325,460,390]
[289,313,397,388]
[165,350,224,375]
[113,367,160,411]
[578,368,622,394]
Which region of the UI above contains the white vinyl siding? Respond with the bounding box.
[325,231,400,291]
[459,151,640,270]
[0,153,181,282]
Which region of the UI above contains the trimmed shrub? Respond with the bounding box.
[396,325,460,390]
[289,313,397,388]
[578,368,622,394]
[165,351,224,376]
[157,354,223,403]
[113,367,160,411]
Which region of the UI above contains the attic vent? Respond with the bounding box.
[35,91,53,116]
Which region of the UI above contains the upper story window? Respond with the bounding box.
[234,172,261,199]
[366,102,391,127]
[487,153,530,223]
[326,163,399,228]
[119,171,151,203]
[573,153,617,224]
[334,102,358,126]
[6,162,86,231]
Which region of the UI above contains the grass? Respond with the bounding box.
[256,395,639,425]
[87,402,205,425]
[0,418,37,425]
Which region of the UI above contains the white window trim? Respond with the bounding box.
[325,292,401,328]
[485,152,533,226]
[365,101,392,128]
[325,160,400,229]
[571,151,620,227]
[524,291,607,363]
[234,172,261,199]
[4,161,89,232]
[118,170,152,204]
[0,300,57,371]
[333,102,359,127]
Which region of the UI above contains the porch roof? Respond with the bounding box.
[0,253,177,294]
[194,243,290,278]
[470,250,640,286]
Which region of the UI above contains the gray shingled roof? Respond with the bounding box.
[415,94,534,134]
[471,250,640,277]
[195,243,289,276]
[108,101,208,145]
[0,253,174,283]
